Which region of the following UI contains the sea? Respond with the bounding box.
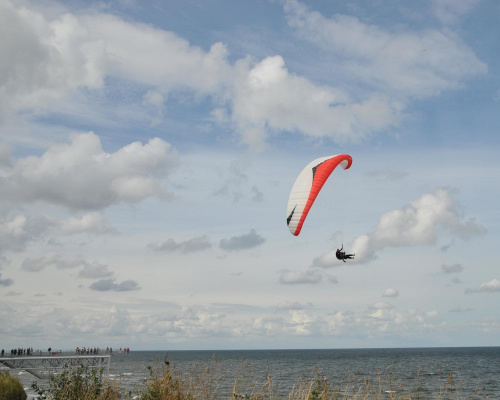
[8,347,500,399]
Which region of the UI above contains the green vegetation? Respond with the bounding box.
[26,357,491,400]
[0,371,27,400]
[31,364,119,400]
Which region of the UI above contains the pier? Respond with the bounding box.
[0,355,110,379]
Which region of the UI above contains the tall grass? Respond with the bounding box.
[31,364,119,400]
[29,356,491,400]
[0,371,27,400]
[135,356,482,400]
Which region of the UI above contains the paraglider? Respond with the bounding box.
[336,244,355,262]
[286,153,355,261]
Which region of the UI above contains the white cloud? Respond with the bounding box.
[0,211,113,257]
[219,229,265,251]
[83,13,232,97]
[311,248,345,268]
[467,279,500,294]
[349,189,485,264]
[0,132,177,210]
[0,1,232,121]
[0,294,482,347]
[0,214,54,254]
[232,55,396,148]
[59,211,112,234]
[0,0,497,351]
[313,189,484,267]
[0,1,106,120]
[279,268,323,284]
[470,317,500,334]
[432,0,480,25]
[4,0,480,151]
[283,0,487,99]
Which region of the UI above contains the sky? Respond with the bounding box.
[0,0,499,351]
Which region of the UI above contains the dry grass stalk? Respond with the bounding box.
[29,355,489,400]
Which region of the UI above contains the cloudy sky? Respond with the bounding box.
[1,0,499,351]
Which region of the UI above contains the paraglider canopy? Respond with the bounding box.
[286,154,352,236]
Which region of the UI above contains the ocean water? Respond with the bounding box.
[10,347,500,399]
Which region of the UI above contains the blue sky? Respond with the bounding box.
[0,0,499,351]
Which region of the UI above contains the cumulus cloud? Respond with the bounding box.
[466,279,500,294]
[148,235,212,253]
[0,211,114,257]
[0,1,103,119]
[231,55,396,148]
[1,0,487,151]
[0,294,464,346]
[279,268,323,284]
[283,0,486,99]
[89,278,139,292]
[432,0,480,25]
[311,249,344,269]
[0,132,177,210]
[219,229,265,251]
[0,214,54,254]
[441,263,463,274]
[83,13,232,97]
[314,189,485,267]
[382,288,399,298]
[59,211,113,235]
[0,1,232,121]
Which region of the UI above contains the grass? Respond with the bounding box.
[0,371,27,400]
[28,356,492,400]
[31,364,119,400]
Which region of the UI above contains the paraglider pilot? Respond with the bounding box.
[336,245,355,262]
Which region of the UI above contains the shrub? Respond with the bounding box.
[0,371,27,400]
